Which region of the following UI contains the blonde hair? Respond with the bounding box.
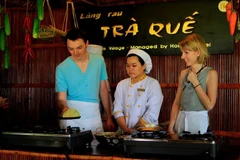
[178,33,209,64]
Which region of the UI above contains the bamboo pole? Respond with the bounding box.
[213,131,240,138]
[10,43,66,50]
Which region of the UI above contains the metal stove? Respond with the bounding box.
[1,126,93,152]
[124,130,222,159]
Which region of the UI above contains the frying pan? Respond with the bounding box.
[137,126,163,131]
[58,116,81,120]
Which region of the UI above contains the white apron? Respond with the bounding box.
[174,110,209,134]
[59,100,103,135]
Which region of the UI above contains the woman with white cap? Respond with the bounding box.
[113,48,164,134]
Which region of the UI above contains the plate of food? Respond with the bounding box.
[58,108,81,119]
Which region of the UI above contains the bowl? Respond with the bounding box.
[105,134,124,146]
[95,132,115,144]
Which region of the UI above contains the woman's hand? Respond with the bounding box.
[170,133,179,140]
[168,126,176,135]
[187,69,199,86]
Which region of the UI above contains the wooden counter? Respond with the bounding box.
[0,150,142,160]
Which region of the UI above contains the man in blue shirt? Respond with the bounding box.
[55,28,115,133]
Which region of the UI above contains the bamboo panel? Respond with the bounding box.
[158,88,176,123]
[98,0,176,7]
[104,57,113,83]
[111,56,128,83]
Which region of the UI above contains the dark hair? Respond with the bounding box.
[65,28,88,43]
[126,54,145,65]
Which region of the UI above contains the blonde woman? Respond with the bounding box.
[168,34,218,135]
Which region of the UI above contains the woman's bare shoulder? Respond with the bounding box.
[207,68,218,82]
[207,68,218,78]
[178,68,188,82]
[208,68,218,74]
[180,68,188,77]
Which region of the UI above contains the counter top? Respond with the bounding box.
[0,138,239,160]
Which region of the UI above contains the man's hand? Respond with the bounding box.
[61,107,69,116]
[104,118,116,131]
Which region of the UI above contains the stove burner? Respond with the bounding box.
[6,125,81,134]
[179,131,216,141]
[65,126,80,134]
[124,131,222,159]
[1,125,93,152]
[131,130,167,139]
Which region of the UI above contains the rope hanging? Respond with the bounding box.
[62,1,79,32]
[26,0,29,15]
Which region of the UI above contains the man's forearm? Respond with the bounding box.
[100,90,112,120]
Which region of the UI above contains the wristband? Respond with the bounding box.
[194,84,201,89]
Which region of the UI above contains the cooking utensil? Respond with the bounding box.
[106,135,124,146]
[95,132,115,144]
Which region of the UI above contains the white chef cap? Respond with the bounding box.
[126,49,152,74]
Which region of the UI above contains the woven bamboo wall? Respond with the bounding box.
[0,0,239,145]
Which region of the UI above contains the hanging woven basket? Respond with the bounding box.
[38,25,55,39]
[37,0,56,39]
